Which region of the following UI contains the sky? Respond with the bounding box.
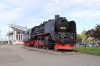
[0,0,100,36]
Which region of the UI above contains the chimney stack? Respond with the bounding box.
[55,14,60,19]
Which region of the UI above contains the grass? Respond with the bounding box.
[74,46,100,55]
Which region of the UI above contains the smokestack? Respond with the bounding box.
[64,17,66,19]
[55,14,60,19]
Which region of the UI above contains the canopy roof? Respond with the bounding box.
[7,24,30,35]
[10,24,30,31]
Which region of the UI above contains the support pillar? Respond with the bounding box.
[22,34,23,41]
[15,31,16,41]
[11,35,13,42]
[18,34,19,41]
[13,28,17,44]
[8,35,10,44]
[20,34,22,41]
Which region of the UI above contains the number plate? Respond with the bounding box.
[60,27,65,29]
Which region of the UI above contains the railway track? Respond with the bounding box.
[23,46,84,55]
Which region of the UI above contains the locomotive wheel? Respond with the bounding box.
[34,45,37,48]
[46,46,49,50]
[30,44,33,47]
[27,43,31,47]
[30,44,34,47]
[42,45,46,49]
[39,46,42,49]
[36,44,39,48]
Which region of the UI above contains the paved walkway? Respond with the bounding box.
[0,45,100,66]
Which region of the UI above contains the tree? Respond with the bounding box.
[86,24,100,41]
[94,24,100,40]
[81,29,87,42]
[77,29,88,42]
[77,34,82,42]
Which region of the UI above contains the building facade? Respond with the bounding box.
[7,24,30,45]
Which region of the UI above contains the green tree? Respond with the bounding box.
[81,29,87,42]
[77,34,82,42]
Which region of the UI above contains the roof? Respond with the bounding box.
[7,24,30,36]
[10,24,30,31]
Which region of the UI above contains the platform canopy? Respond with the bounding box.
[10,24,30,31]
[7,24,30,35]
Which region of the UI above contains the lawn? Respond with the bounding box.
[74,46,100,55]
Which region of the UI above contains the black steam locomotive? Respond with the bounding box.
[23,15,77,50]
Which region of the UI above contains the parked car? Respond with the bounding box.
[85,42,99,47]
[76,42,100,47]
[86,42,92,47]
[91,42,99,47]
[76,42,87,47]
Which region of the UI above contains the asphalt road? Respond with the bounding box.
[0,44,100,66]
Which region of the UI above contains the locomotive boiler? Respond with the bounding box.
[23,15,77,50]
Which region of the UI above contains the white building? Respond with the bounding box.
[7,24,30,45]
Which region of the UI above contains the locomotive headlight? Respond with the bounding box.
[60,26,66,30]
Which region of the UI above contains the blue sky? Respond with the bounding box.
[0,0,100,35]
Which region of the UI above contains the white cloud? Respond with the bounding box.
[0,25,11,35]
[0,0,100,35]
[0,7,23,23]
[19,17,47,28]
[0,3,10,8]
[71,10,100,19]
[43,0,100,18]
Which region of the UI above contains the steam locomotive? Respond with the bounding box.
[23,15,77,50]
